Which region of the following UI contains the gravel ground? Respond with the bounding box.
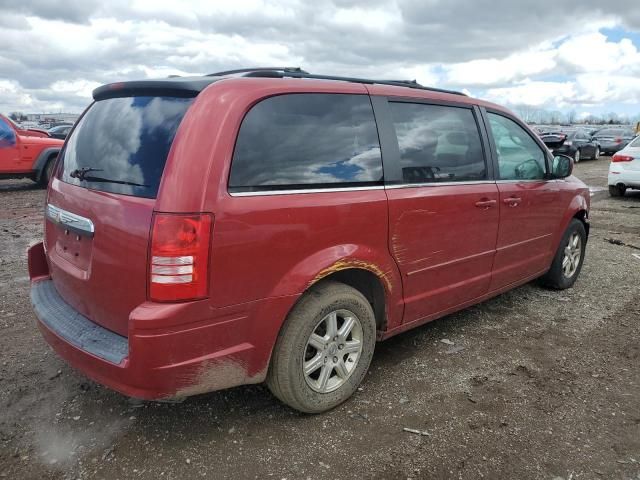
[0,158,638,480]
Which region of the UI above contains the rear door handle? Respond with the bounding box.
[475,199,497,209]
[503,197,522,207]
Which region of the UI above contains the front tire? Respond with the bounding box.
[267,281,376,413]
[539,219,586,290]
[593,146,600,159]
[573,149,581,163]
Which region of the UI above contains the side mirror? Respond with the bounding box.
[552,154,573,178]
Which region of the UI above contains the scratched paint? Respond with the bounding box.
[310,258,393,293]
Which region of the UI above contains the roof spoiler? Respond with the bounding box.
[92,78,214,101]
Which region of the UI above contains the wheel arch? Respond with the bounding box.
[33,147,61,182]
[551,194,590,253]
[573,209,590,239]
[266,246,405,337]
[312,268,388,332]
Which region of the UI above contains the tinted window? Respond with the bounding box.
[0,118,16,148]
[389,103,486,183]
[229,94,382,191]
[488,113,547,180]
[597,129,624,136]
[60,96,193,198]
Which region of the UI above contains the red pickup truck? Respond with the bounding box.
[0,114,64,185]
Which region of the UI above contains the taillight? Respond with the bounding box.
[612,154,634,162]
[149,213,212,302]
[615,137,622,143]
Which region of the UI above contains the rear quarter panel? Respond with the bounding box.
[156,78,405,330]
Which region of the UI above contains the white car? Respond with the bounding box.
[608,135,640,197]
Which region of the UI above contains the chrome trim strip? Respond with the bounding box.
[229,185,386,197]
[385,180,493,189]
[46,204,95,237]
[495,179,548,184]
[228,178,549,195]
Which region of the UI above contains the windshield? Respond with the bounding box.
[60,96,193,198]
[5,117,21,129]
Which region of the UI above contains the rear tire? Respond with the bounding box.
[608,185,626,197]
[39,156,57,187]
[267,281,376,413]
[593,146,600,160]
[539,219,586,290]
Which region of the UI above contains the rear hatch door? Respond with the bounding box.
[540,133,566,150]
[45,96,193,336]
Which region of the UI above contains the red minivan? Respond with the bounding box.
[28,68,589,413]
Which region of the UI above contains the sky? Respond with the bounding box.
[1,0,639,120]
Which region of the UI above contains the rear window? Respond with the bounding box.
[229,93,383,192]
[60,96,193,198]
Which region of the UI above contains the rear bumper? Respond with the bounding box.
[599,143,625,154]
[28,243,296,400]
[608,169,640,188]
[552,146,574,156]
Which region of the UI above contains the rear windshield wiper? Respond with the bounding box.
[80,175,149,188]
[70,167,103,181]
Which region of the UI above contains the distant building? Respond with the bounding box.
[25,112,80,124]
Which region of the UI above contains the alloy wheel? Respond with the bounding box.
[302,309,363,393]
[562,232,582,278]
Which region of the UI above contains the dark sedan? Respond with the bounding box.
[47,124,73,140]
[592,127,636,155]
[541,128,600,163]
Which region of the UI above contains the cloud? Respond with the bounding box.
[0,0,103,24]
[0,0,638,115]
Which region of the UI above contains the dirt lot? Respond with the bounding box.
[0,159,638,480]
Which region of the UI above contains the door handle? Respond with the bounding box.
[503,197,522,207]
[475,199,497,209]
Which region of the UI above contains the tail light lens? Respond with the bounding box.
[612,154,634,162]
[615,137,622,143]
[149,213,212,302]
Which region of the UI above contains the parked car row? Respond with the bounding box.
[538,125,638,163]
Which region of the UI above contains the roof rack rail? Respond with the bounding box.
[206,67,308,77]
[236,69,466,96]
[203,67,466,96]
